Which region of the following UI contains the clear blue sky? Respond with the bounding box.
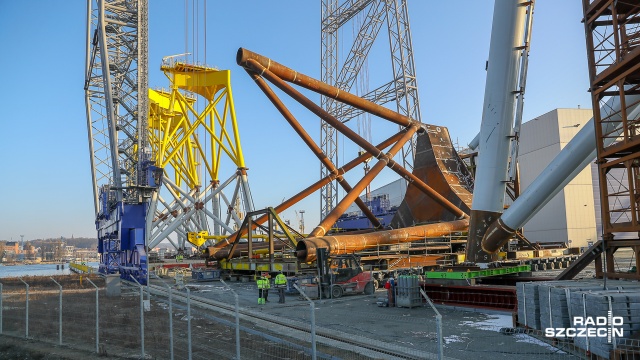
[0,1,591,241]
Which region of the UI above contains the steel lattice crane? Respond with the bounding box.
[320,0,422,220]
[84,0,158,284]
[84,0,253,283]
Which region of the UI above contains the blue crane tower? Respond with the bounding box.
[84,0,159,284]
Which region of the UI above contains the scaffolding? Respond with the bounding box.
[583,0,640,280]
[320,0,422,219]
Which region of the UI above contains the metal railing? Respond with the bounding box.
[2,276,639,359]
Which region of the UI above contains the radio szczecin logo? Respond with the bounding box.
[545,312,623,343]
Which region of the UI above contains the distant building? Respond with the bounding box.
[5,241,20,254]
[74,249,98,261]
[24,244,37,260]
[64,245,75,260]
[343,178,407,215]
[518,108,597,249]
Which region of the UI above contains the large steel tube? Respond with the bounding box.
[245,58,468,220]
[207,131,408,252]
[237,48,415,128]
[247,70,382,229]
[296,219,469,262]
[308,124,418,237]
[207,242,287,260]
[482,96,640,253]
[468,132,480,150]
[466,1,527,263]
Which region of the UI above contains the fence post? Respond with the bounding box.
[186,286,192,360]
[420,289,443,360]
[19,278,28,338]
[0,282,3,335]
[221,280,241,360]
[85,278,99,354]
[157,278,174,360]
[436,313,443,360]
[50,277,63,345]
[293,284,317,360]
[131,277,145,359]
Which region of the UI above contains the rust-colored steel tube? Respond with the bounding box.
[247,70,382,229]
[208,131,408,252]
[237,48,415,128]
[296,219,469,262]
[246,59,390,159]
[308,124,418,237]
[245,58,469,221]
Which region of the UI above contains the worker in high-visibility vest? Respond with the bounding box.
[263,273,271,302]
[257,277,265,304]
[275,271,287,304]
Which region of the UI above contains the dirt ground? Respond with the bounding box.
[0,336,127,360]
[0,274,105,290]
[0,275,339,359]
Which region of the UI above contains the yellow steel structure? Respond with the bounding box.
[219,260,292,272]
[146,58,254,251]
[187,231,276,247]
[149,62,246,188]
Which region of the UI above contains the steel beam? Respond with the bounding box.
[308,124,417,237]
[247,70,383,230]
[208,132,407,253]
[296,219,469,262]
[238,49,415,127]
[241,54,467,221]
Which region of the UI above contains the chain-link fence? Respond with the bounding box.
[2,275,640,359]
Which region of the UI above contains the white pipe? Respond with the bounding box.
[240,171,255,212]
[482,95,640,252]
[504,97,640,229]
[148,207,197,249]
[202,207,236,234]
[471,1,526,213]
[213,193,221,236]
[468,132,480,150]
[218,191,242,226]
[223,178,243,233]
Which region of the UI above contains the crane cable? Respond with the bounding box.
[184,0,188,61]
[202,0,212,237]
[353,10,372,200]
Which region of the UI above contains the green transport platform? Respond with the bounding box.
[424,265,531,279]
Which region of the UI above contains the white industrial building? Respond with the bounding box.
[518,108,598,249]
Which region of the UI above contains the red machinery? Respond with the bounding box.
[317,249,374,298]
